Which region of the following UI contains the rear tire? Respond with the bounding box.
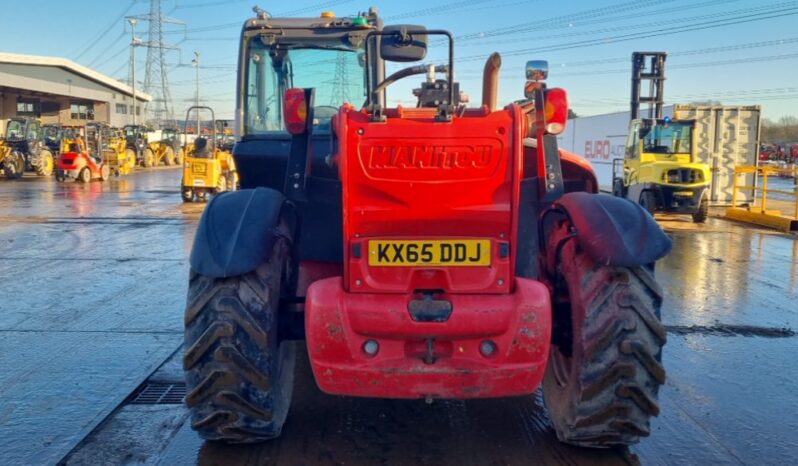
[36,150,54,176]
[227,172,237,192]
[692,194,708,223]
[181,182,193,203]
[125,149,136,173]
[165,147,176,166]
[100,165,110,181]
[612,178,626,198]
[184,231,296,442]
[639,190,657,215]
[4,151,25,179]
[543,221,667,447]
[215,174,228,195]
[79,167,91,183]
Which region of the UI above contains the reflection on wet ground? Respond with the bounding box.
[0,170,796,465]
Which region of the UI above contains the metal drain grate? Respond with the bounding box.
[128,382,186,405]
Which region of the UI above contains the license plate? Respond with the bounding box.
[192,163,206,174]
[368,239,491,266]
[193,179,206,186]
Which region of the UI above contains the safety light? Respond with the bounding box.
[544,87,568,135]
[321,11,336,18]
[283,88,308,135]
[352,15,368,26]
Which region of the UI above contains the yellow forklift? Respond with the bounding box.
[612,52,711,223]
[90,124,135,176]
[180,106,237,202]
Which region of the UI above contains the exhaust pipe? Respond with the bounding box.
[482,52,502,112]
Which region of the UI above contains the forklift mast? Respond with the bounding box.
[630,52,667,121]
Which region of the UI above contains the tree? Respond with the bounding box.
[761,116,798,143]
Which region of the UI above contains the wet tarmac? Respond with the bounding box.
[0,169,796,465]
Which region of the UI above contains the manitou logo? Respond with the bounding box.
[360,140,502,180]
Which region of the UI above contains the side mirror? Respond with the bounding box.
[526,60,548,81]
[524,60,549,99]
[380,25,427,62]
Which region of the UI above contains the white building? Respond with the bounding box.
[0,52,151,131]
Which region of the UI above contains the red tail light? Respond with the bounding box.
[544,87,568,135]
[283,88,308,135]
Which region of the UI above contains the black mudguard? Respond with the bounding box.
[552,192,672,267]
[190,187,294,278]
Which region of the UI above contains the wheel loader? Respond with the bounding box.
[180,107,237,202]
[2,117,55,178]
[183,8,672,449]
[149,127,183,166]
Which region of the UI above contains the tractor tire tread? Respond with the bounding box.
[184,238,294,443]
[544,224,665,448]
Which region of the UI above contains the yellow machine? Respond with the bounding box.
[0,138,10,171]
[97,125,135,176]
[613,118,711,222]
[181,106,238,202]
[149,128,183,166]
[612,52,711,223]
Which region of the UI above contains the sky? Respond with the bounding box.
[1,0,797,121]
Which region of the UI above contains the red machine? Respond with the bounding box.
[56,126,110,183]
[56,147,110,183]
[184,14,671,449]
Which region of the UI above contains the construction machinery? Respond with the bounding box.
[56,124,110,182]
[183,9,671,449]
[123,124,155,167]
[612,52,711,223]
[180,107,237,202]
[42,123,63,156]
[2,117,55,178]
[149,127,183,166]
[103,127,136,176]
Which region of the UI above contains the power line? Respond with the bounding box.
[91,43,130,70]
[172,0,249,10]
[87,32,127,68]
[564,52,798,77]
[461,0,739,47]
[385,0,493,20]
[457,4,798,61]
[74,0,136,61]
[550,37,798,68]
[164,0,355,35]
[455,0,679,42]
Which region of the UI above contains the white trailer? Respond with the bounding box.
[559,104,762,204]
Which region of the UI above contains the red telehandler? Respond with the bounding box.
[183,8,671,448]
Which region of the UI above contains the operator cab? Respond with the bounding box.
[636,118,694,156]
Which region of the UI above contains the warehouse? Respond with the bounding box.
[0,52,150,132]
